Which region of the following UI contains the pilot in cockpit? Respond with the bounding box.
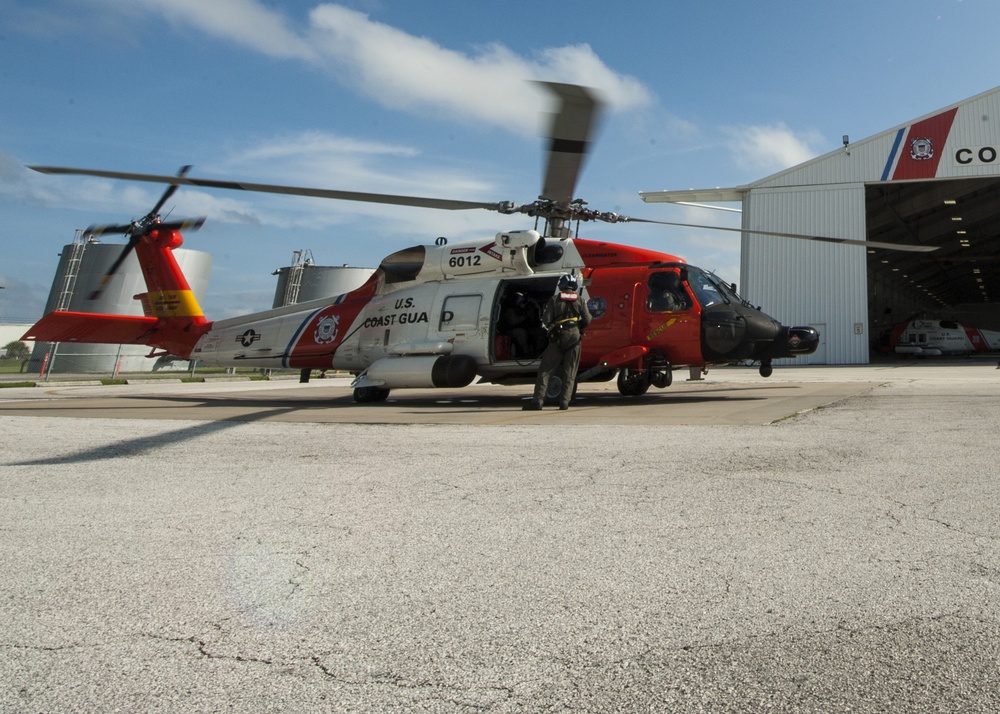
[648,271,690,312]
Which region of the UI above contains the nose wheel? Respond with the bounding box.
[759,360,773,378]
[354,386,391,402]
[617,368,651,396]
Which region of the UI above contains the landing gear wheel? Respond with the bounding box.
[759,360,773,378]
[542,375,579,406]
[544,375,564,404]
[617,368,650,396]
[354,386,390,403]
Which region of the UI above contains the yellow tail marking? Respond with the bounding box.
[146,290,204,318]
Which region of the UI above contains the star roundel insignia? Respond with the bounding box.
[237,329,261,347]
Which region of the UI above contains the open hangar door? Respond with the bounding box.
[866,176,1000,353]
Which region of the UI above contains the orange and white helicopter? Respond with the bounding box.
[22,83,933,403]
[886,316,1000,357]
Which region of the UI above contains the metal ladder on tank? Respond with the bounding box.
[278,249,314,307]
[54,230,88,310]
[42,230,89,379]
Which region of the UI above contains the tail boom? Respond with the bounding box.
[22,311,210,359]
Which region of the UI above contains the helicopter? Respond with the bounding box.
[22,82,935,404]
[885,316,1000,357]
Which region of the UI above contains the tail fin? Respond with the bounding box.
[24,227,211,358]
[133,227,208,323]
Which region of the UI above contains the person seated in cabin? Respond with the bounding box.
[647,271,690,312]
[500,292,543,358]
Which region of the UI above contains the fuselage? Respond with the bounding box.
[188,232,819,390]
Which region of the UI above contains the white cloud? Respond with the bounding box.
[90,1,650,134]
[233,133,419,163]
[306,5,649,132]
[130,0,318,61]
[723,123,825,173]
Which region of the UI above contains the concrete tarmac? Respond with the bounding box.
[1,362,999,712]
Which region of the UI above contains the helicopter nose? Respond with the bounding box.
[703,307,784,361]
[701,305,819,362]
[787,326,820,355]
[759,325,820,359]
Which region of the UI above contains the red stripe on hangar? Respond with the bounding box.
[892,107,958,180]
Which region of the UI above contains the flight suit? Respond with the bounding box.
[527,288,592,409]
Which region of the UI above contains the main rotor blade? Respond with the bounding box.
[539,82,602,205]
[28,166,508,212]
[628,218,939,253]
[31,164,935,252]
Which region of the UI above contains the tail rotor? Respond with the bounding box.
[86,165,206,300]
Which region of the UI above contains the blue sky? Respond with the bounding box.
[1,0,996,322]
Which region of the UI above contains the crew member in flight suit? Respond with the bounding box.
[523,274,592,411]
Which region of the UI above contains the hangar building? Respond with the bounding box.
[641,84,1000,364]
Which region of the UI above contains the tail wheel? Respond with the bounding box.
[543,375,577,405]
[354,386,390,403]
[617,368,650,397]
[544,375,564,403]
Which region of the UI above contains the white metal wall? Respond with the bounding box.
[740,184,869,364]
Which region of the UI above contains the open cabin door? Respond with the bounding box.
[491,277,559,363]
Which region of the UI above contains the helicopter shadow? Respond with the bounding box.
[6,402,303,466]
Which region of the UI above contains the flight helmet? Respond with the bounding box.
[558,274,578,292]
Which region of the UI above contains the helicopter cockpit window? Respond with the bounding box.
[684,269,725,308]
[646,270,691,312]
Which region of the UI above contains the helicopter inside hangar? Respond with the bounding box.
[643,84,1000,363]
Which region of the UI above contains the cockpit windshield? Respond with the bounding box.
[684,268,725,308]
[683,268,749,308]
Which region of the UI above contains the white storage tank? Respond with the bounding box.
[271,250,374,307]
[29,236,212,374]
